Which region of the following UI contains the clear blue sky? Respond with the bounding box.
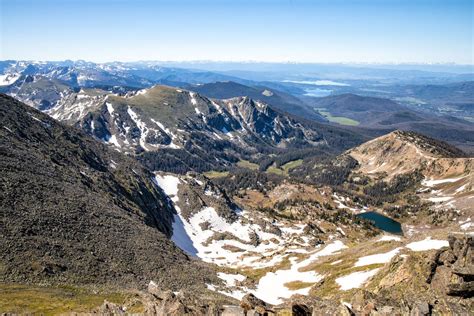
[0,0,472,64]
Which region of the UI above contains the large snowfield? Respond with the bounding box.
[154,174,351,304]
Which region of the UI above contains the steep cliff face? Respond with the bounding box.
[0,94,218,290]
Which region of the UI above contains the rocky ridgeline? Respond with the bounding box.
[76,86,324,152]
[394,131,467,158]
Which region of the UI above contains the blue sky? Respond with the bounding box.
[0,0,472,63]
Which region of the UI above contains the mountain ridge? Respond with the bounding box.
[185,81,325,122]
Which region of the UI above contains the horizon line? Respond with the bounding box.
[2,59,473,67]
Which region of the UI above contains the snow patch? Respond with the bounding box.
[354,248,401,267]
[461,222,472,230]
[155,174,181,198]
[190,92,197,105]
[377,235,402,242]
[107,135,121,148]
[455,184,468,193]
[336,268,380,290]
[422,176,466,187]
[155,175,198,255]
[252,240,347,304]
[427,196,453,202]
[171,212,198,255]
[109,159,118,169]
[217,272,246,287]
[106,102,115,116]
[0,73,20,86]
[406,237,449,251]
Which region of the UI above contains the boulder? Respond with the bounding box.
[99,300,126,315]
[240,293,271,314]
[409,301,430,316]
[291,303,312,316]
[337,304,355,316]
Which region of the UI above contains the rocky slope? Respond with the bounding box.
[348,130,469,176]
[347,130,473,214]
[81,85,322,149]
[0,94,219,291]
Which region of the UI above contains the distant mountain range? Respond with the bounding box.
[304,93,474,154]
[0,60,323,121]
[0,60,251,89]
[1,60,473,160]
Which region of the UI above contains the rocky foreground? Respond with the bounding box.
[96,233,472,315]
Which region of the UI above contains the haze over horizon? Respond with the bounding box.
[1,0,472,64]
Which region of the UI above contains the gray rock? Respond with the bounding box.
[409,301,430,316]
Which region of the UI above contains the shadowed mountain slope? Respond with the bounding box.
[0,94,218,290]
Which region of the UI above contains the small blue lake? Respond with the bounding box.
[357,211,403,235]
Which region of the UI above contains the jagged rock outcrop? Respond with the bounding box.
[353,234,472,315]
[432,233,473,298]
[277,234,472,315]
[100,281,223,316]
[175,173,239,222]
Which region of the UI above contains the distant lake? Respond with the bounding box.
[282,79,350,86]
[304,88,332,97]
[357,211,403,235]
